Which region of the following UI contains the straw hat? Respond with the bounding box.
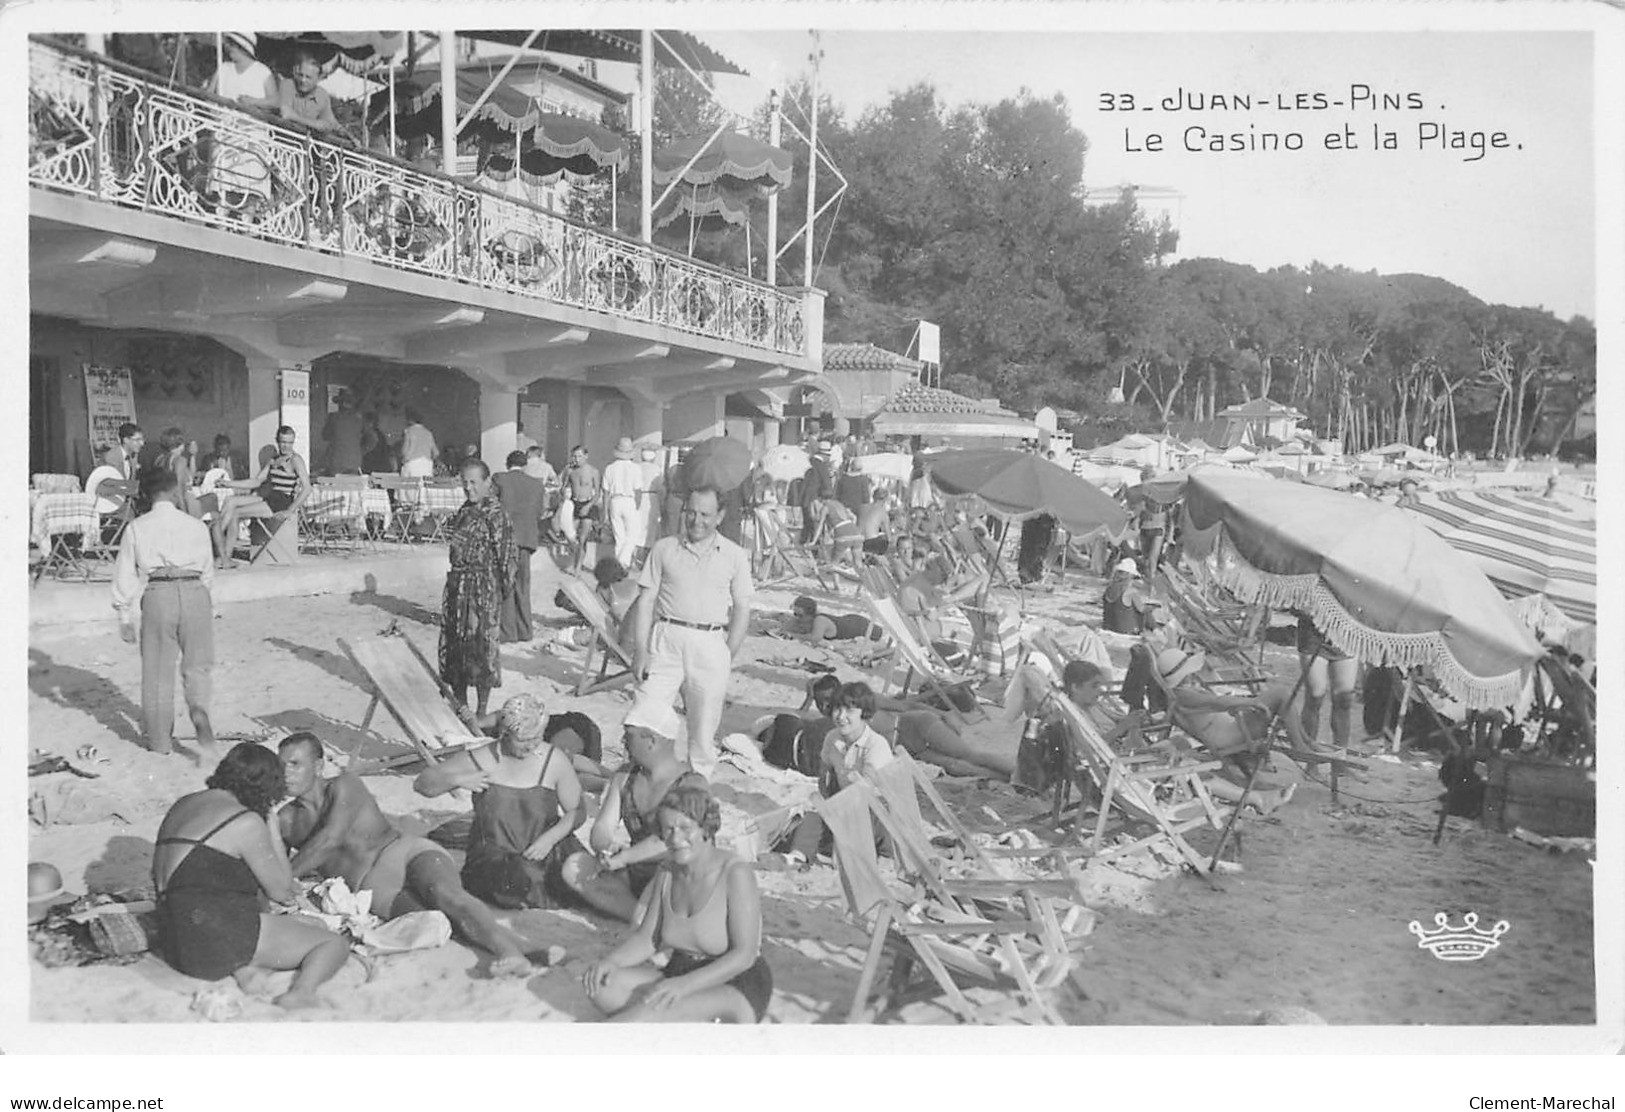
[223,31,256,57]
[613,436,636,460]
[1155,647,1206,687]
[1113,558,1141,578]
[624,701,683,742]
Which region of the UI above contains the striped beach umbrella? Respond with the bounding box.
[1404,488,1596,628]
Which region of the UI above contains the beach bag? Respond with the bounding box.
[1012,718,1067,795]
[86,904,151,958]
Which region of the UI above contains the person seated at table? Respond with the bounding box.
[215,424,309,565]
[583,782,771,1023]
[560,704,707,922]
[779,595,874,643]
[153,742,348,1009]
[157,427,203,518]
[86,445,135,523]
[415,694,587,911]
[276,732,538,978]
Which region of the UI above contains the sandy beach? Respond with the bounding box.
[25,554,1595,1026]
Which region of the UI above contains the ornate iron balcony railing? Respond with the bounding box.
[27,38,808,359]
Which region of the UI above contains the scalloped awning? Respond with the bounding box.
[653,131,792,192]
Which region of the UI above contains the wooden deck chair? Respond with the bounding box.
[246,512,299,566]
[948,522,1019,594]
[862,592,986,726]
[338,634,484,769]
[557,577,638,696]
[817,784,1071,1025]
[868,754,1080,947]
[1154,567,1267,664]
[1047,692,1230,883]
[752,505,833,590]
[1141,649,1367,800]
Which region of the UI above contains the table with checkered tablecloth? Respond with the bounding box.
[30,492,98,553]
[304,486,393,533]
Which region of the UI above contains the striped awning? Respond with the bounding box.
[1404,488,1596,627]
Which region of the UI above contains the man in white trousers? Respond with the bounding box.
[602,436,647,569]
[630,486,752,774]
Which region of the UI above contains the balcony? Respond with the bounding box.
[27,37,811,363]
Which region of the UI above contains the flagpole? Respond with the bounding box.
[803,32,821,288]
[767,89,780,287]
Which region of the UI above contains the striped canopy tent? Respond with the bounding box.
[1183,472,1542,709]
[463,29,748,75]
[653,181,762,230]
[476,113,630,186]
[653,130,793,193]
[1403,488,1596,631]
[253,31,405,76]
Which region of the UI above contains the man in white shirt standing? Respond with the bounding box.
[630,487,753,774]
[602,436,647,570]
[399,408,438,478]
[112,468,217,756]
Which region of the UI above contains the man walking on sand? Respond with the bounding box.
[111,468,217,756]
[275,732,537,978]
[630,487,753,774]
[602,436,647,569]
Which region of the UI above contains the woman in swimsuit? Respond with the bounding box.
[583,783,772,1023]
[561,703,706,922]
[415,694,586,910]
[152,743,347,1009]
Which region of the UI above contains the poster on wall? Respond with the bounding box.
[280,366,310,451]
[83,364,136,454]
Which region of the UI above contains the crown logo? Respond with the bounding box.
[1408,912,1511,962]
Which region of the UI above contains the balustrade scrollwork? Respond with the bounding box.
[28,39,808,359]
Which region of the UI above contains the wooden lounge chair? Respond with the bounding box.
[338,634,484,769]
[1047,690,1231,883]
[1141,650,1367,801]
[868,753,1083,932]
[817,783,1073,1025]
[752,505,833,590]
[862,592,987,726]
[556,576,638,696]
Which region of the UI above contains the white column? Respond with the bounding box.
[761,420,782,449]
[245,359,285,471]
[767,90,780,286]
[478,386,519,469]
[439,31,458,176]
[640,30,654,244]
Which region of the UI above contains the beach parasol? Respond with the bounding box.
[851,452,915,483]
[927,450,1131,541]
[1182,472,1542,708]
[1403,488,1596,628]
[682,437,753,493]
[654,181,762,230]
[759,444,811,483]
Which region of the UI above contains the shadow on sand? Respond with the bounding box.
[29,648,145,746]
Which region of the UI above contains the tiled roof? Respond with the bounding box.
[881,380,999,415]
[822,342,924,374]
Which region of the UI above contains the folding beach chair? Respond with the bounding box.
[818,783,1073,1025]
[1142,650,1367,801]
[862,593,987,726]
[556,577,639,696]
[752,505,833,590]
[338,634,485,769]
[245,512,299,565]
[868,753,1084,932]
[1155,566,1269,666]
[1047,691,1231,883]
[300,486,369,555]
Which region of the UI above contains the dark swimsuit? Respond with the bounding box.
[461,748,586,910]
[655,871,773,1021]
[156,809,264,981]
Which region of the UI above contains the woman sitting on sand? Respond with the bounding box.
[416,694,587,910]
[153,742,348,1009]
[583,782,771,1023]
[561,704,707,921]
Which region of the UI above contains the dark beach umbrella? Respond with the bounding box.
[682,437,753,493]
[927,449,1131,541]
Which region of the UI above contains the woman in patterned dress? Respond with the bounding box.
[439,460,516,716]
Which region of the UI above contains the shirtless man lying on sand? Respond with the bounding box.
[275,732,536,978]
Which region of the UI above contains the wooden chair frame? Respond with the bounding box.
[557,577,639,696]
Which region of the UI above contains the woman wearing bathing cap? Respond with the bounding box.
[415,693,588,909]
[561,701,707,922]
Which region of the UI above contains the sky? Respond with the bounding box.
[689,27,1597,321]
